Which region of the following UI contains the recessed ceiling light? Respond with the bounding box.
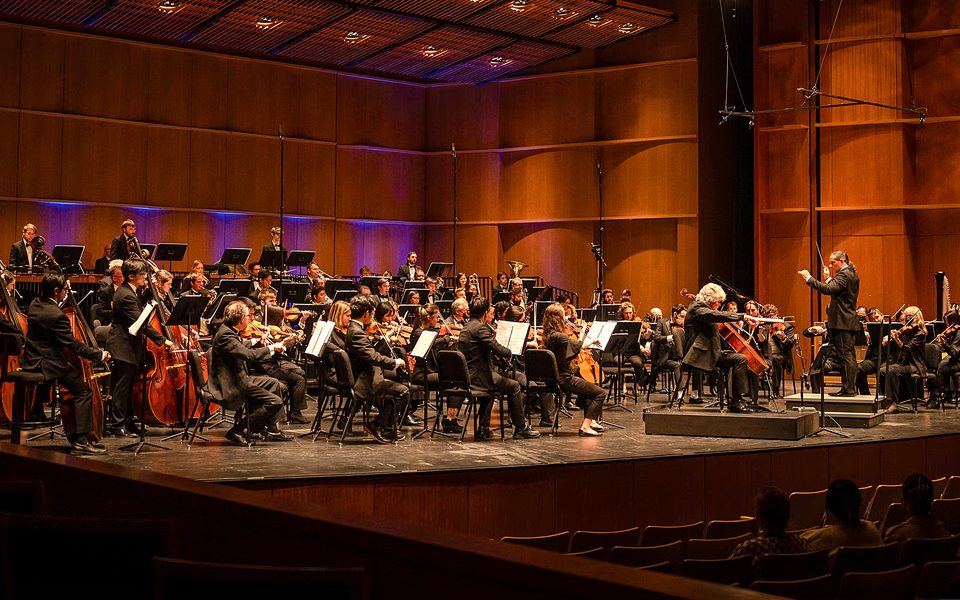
[158,0,180,13]
[509,0,529,12]
[552,7,578,20]
[421,45,446,57]
[255,16,279,29]
[586,14,607,27]
[618,22,639,34]
[343,31,369,44]
[488,56,511,68]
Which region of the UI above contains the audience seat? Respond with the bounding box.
[678,554,753,587]
[684,533,752,560]
[835,564,918,600]
[754,549,830,582]
[831,543,900,579]
[500,531,570,553]
[568,526,640,553]
[787,489,826,531]
[750,574,834,599]
[932,498,960,533]
[703,517,756,539]
[639,521,703,547]
[607,540,684,569]
[899,534,960,566]
[915,560,960,599]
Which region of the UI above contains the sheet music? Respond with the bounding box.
[304,320,335,358]
[410,330,437,359]
[496,321,530,355]
[129,300,156,336]
[585,321,616,351]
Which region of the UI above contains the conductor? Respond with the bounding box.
[798,250,860,397]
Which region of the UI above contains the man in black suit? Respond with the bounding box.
[93,261,124,326]
[262,227,286,254]
[108,219,138,261]
[93,245,111,275]
[104,259,172,437]
[8,223,37,272]
[345,295,409,443]
[458,297,540,439]
[22,273,110,454]
[396,251,418,282]
[800,250,860,396]
[650,306,684,391]
[682,283,756,413]
[208,300,289,444]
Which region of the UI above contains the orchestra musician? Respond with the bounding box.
[8,223,38,272]
[758,303,795,399]
[881,306,927,413]
[934,309,960,408]
[208,300,288,445]
[458,297,540,440]
[409,303,461,433]
[806,323,839,394]
[494,271,510,294]
[424,277,440,305]
[345,294,409,444]
[359,266,373,278]
[799,250,860,397]
[248,262,261,281]
[150,270,177,315]
[310,283,331,306]
[396,251,418,281]
[402,290,421,305]
[542,303,606,436]
[0,271,21,337]
[306,262,324,289]
[856,307,884,395]
[252,289,308,426]
[593,288,615,308]
[263,227,286,254]
[109,219,138,261]
[104,258,174,437]
[614,301,649,391]
[374,278,391,304]
[93,244,111,275]
[650,304,684,392]
[682,283,757,413]
[326,300,351,352]
[249,271,275,303]
[447,298,468,328]
[93,260,124,326]
[22,273,111,454]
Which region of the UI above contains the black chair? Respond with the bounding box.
[836,564,918,600]
[672,365,726,410]
[152,557,369,599]
[523,349,568,434]
[915,560,960,599]
[328,350,370,445]
[900,534,960,566]
[564,547,607,559]
[678,554,753,586]
[879,502,908,536]
[0,513,176,598]
[568,526,641,553]
[932,498,960,533]
[755,549,830,582]
[831,543,900,579]
[500,531,570,553]
[750,574,835,599]
[909,343,941,411]
[0,332,47,444]
[435,350,504,442]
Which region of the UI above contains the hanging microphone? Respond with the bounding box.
[278,124,284,139]
[451,142,456,158]
[596,160,602,175]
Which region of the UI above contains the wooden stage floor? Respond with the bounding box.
[23,393,960,485]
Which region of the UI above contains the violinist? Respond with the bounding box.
[253,289,308,425]
[541,303,606,436]
[108,219,137,261]
[345,294,409,444]
[459,297,540,440]
[93,261,124,326]
[105,259,174,438]
[8,223,37,272]
[614,301,649,391]
[650,305,683,392]
[682,283,757,413]
[758,304,795,399]
[856,307,884,395]
[327,300,351,352]
[447,298,469,329]
[934,310,960,408]
[881,306,927,413]
[22,273,111,454]
[410,304,461,433]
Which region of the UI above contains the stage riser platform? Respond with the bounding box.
[827,412,886,428]
[643,409,820,440]
[785,393,881,414]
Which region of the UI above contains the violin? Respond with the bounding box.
[936,323,960,344]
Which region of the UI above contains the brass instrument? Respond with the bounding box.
[30,234,61,272]
[468,273,480,287]
[506,260,528,279]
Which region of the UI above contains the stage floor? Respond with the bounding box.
[23,395,960,484]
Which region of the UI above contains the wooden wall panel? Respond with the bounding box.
[909,37,960,120]
[146,47,193,127]
[335,149,425,222]
[597,62,697,141]
[270,479,376,520]
[225,134,281,214]
[634,457,705,528]
[188,131,226,210]
[603,220,680,315]
[374,474,470,537]
[499,73,595,148]
[0,111,16,197]
[425,84,500,150]
[908,122,960,205]
[880,439,927,485]
[908,0,960,32]
[19,28,64,112]
[758,234,809,328]
[555,462,635,533]
[63,35,149,121]
[424,224,503,281]
[601,142,698,218]
[145,127,191,208]
[468,467,556,539]
[289,141,335,217]
[227,60,303,137]
[189,53,229,130]
[499,223,595,300]
[755,49,808,129]
[756,0,808,46]
[498,150,598,221]
[425,153,500,223]
[756,131,808,210]
[770,448,829,494]
[16,113,62,199]
[298,69,338,142]
[0,24,20,108]
[332,222,423,277]
[820,126,906,207]
[704,453,772,521]
[336,76,424,150]
[924,436,960,480]
[820,0,901,38]
[61,118,147,204]
[829,443,882,486]
[819,40,904,124]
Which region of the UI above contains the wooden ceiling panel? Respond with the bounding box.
[464,0,608,37]
[191,0,351,53]
[545,6,672,47]
[0,0,106,25]
[355,25,510,78]
[95,0,232,39]
[430,40,574,83]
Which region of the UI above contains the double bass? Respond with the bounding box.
[0,278,31,423]
[59,280,109,440]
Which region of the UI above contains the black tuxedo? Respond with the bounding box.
[94,256,110,275]
[93,282,118,326]
[109,234,135,261]
[457,318,525,429]
[682,301,749,397]
[23,298,104,436]
[882,327,927,404]
[396,263,417,281]
[807,265,860,393]
[8,240,33,271]
[208,323,283,434]
[345,320,407,430]
[650,318,682,388]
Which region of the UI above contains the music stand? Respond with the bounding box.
[217,279,252,298]
[332,290,355,303]
[359,276,382,291]
[278,282,308,305]
[436,300,453,318]
[426,262,453,279]
[139,244,156,260]
[595,304,619,321]
[605,321,643,419]
[324,278,356,298]
[578,308,597,322]
[52,245,85,275]
[286,250,315,277]
[218,248,251,278]
[397,304,419,324]
[258,249,287,274]
[493,292,511,305]
[155,243,187,272]
[160,295,210,443]
[534,301,552,328]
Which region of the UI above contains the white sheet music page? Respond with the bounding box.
[305,320,335,358]
[585,321,616,351]
[496,321,530,355]
[129,300,157,336]
[410,330,437,359]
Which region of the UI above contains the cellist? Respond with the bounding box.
[682,283,758,413]
[22,273,111,454]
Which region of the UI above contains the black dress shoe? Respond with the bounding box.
[728,401,752,414]
[687,397,705,405]
[225,430,254,445]
[513,426,541,439]
[263,429,293,442]
[401,414,422,427]
[828,390,857,397]
[442,418,463,434]
[364,424,391,444]
[108,426,138,438]
[538,420,557,429]
[578,427,602,437]
[287,412,309,425]
[124,422,147,436]
[384,429,406,442]
[476,426,495,441]
[70,439,107,455]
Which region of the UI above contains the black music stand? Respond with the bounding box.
[595,304,619,321]
[324,279,356,298]
[397,304,419,324]
[217,279,252,298]
[286,250,315,278]
[218,248,251,278]
[278,282,309,305]
[332,290,355,303]
[493,292,511,305]
[155,243,187,272]
[52,245,85,275]
[139,244,156,260]
[359,276,382,291]
[605,321,643,420]
[159,295,210,443]
[119,305,171,455]
[426,262,453,279]
[258,249,287,274]
[578,308,597,322]
[436,300,453,318]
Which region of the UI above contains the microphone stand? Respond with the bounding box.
[591,161,607,306]
[278,124,286,298]
[451,143,458,278]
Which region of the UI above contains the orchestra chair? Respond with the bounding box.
[879,502,908,537]
[915,560,960,599]
[900,534,960,567]
[703,517,757,539]
[568,527,641,553]
[563,547,607,559]
[329,351,372,445]
[932,498,960,533]
[941,476,960,500]
[865,484,903,523]
[749,574,835,599]
[0,480,49,515]
[639,521,704,547]
[499,531,570,553]
[152,557,369,599]
[787,489,827,532]
[754,549,830,582]
[303,353,340,441]
[435,350,506,442]
[0,333,48,444]
[523,349,569,435]
[607,541,684,570]
[835,564,918,600]
[684,533,751,560]
[671,365,726,411]
[0,513,176,598]
[643,365,674,405]
[831,543,900,580]
[907,344,941,412]
[677,554,753,586]
[932,476,947,500]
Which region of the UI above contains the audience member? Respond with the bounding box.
[884,473,950,543]
[731,487,810,566]
[802,478,882,552]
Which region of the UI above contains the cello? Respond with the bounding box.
[59,279,109,441]
[679,288,769,375]
[0,274,32,423]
